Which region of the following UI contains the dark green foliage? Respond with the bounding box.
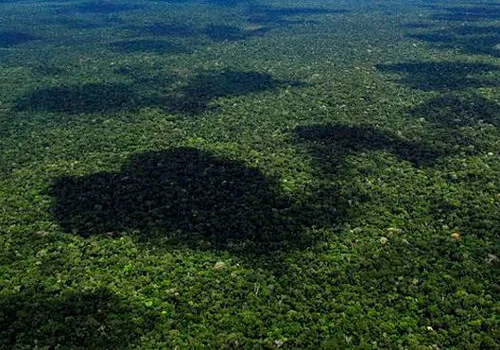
[295,124,441,167]
[0,0,499,348]
[0,31,37,47]
[0,288,155,349]
[376,61,500,90]
[248,6,345,17]
[429,4,500,22]
[15,83,141,114]
[161,70,299,115]
[203,25,267,42]
[51,147,301,251]
[14,70,296,115]
[109,39,191,54]
[66,0,144,14]
[411,25,500,58]
[245,6,348,27]
[410,93,500,128]
[207,0,248,6]
[136,23,196,37]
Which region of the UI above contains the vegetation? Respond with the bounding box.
[0,0,498,348]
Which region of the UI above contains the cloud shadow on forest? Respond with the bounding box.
[50,147,306,254]
[202,25,268,42]
[14,82,143,114]
[126,22,266,43]
[245,6,348,26]
[0,32,38,48]
[40,15,124,30]
[294,124,441,172]
[0,288,155,349]
[58,0,145,14]
[136,23,197,37]
[49,124,444,259]
[378,59,500,154]
[409,25,500,58]
[205,0,248,6]
[126,5,348,45]
[109,39,191,54]
[428,4,500,22]
[15,70,299,116]
[159,70,300,115]
[407,92,500,155]
[376,61,500,91]
[289,124,443,229]
[410,93,500,128]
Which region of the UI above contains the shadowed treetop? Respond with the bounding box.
[294,124,442,170]
[15,70,300,115]
[50,147,304,253]
[246,6,348,26]
[376,61,500,91]
[0,32,38,48]
[409,25,500,58]
[109,39,191,54]
[0,288,155,349]
[59,0,145,14]
[429,4,500,22]
[410,93,500,128]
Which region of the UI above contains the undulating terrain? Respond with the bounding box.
[0,0,499,348]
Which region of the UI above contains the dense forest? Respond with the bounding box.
[0,0,498,348]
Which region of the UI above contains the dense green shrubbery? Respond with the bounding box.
[0,0,498,348]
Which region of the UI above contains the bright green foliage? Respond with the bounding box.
[0,0,499,348]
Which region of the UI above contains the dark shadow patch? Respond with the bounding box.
[376,61,500,91]
[70,0,144,13]
[205,0,247,6]
[0,288,155,349]
[128,23,266,43]
[257,7,343,17]
[31,64,66,77]
[401,22,431,29]
[246,14,303,26]
[15,70,302,116]
[454,25,500,36]
[0,32,38,48]
[410,93,500,128]
[430,5,500,22]
[410,25,500,58]
[202,25,267,42]
[246,6,347,26]
[150,0,246,4]
[411,33,454,44]
[38,14,124,29]
[161,70,296,115]
[293,124,441,230]
[139,23,197,37]
[15,83,143,114]
[112,66,177,85]
[295,124,441,170]
[410,93,500,240]
[50,147,304,252]
[407,92,500,155]
[125,6,346,44]
[39,16,101,29]
[109,39,190,54]
[66,21,108,29]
